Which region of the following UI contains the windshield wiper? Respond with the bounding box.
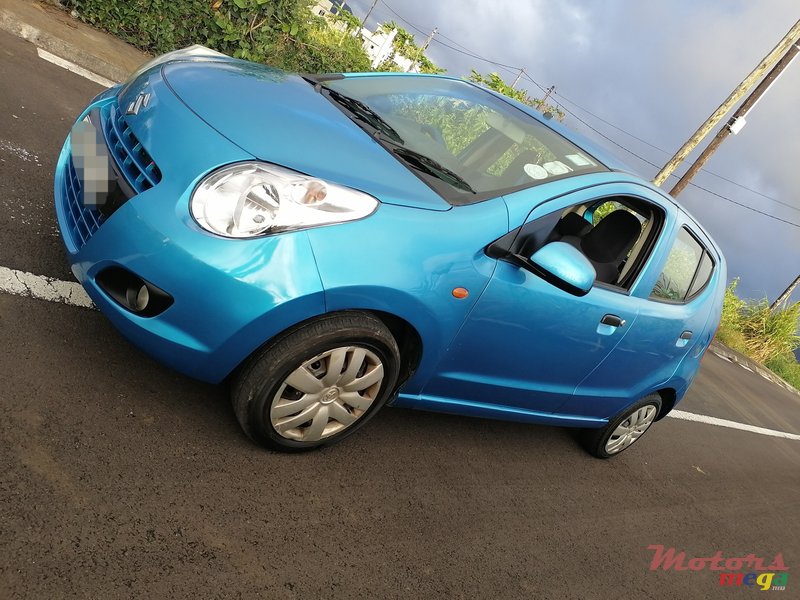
[321,86,473,194]
[391,147,476,194]
[324,88,404,145]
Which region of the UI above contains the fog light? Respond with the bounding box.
[96,266,173,318]
[127,284,149,312]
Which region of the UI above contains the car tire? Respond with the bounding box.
[232,312,401,452]
[581,394,662,459]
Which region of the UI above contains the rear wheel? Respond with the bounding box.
[232,312,400,452]
[581,394,661,458]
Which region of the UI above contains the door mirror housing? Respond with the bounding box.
[505,241,596,296]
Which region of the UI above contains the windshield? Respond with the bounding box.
[321,75,607,205]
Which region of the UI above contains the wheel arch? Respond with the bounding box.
[225,307,426,389]
[654,387,677,420]
[364,310,424,388]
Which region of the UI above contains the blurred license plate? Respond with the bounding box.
[71,118,113,208]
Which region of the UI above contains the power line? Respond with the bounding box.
[553,99,800,227]
[434,30,477,54]
[381,2,527,74]
[552,90,800,213]
[694,170,800,213]
[430,36,524,71]
[689,182,800,229]
[370,2,800,227]
[380,1,428,37]
[552,90,672,154]
[550,97,665,169]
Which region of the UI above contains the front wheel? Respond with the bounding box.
[581,394,662,458]
[232,312,401,452]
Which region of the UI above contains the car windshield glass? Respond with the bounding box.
[321,75,607,205]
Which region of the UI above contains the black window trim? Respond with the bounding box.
[488,191,666,297]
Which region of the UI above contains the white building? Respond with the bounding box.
[360,24,419,72]
[310,0,352,31]
[360,26,398,69]
[308,3,424,74]
[310,0,351,18]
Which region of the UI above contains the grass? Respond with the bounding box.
[765,354,800,390]
[716,279,800,391]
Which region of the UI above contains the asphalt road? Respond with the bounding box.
[1,30,799,600]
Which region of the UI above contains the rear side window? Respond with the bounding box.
[651,227,714,302]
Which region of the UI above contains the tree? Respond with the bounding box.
[468,71,564,120]
[332,6,362,35]
[377,21,444,73]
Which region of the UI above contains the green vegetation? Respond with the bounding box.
[716,279,800,389]
[389,95,490,155]
[63,1,555,109]
[468,71,565,121]
[64,0,370,72]
[591,200,619,225]
[765,354,800,390]
[375,21,444,74]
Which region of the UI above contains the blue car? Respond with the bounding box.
[55,46,726,457]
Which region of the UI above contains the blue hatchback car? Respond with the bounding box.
[55,47,726,457]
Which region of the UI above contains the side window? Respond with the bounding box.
[510,195,663,290]
[651,227,714,302]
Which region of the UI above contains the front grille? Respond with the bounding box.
[101,102,162,193]
[62,157,105,249]
[59,100,162,250]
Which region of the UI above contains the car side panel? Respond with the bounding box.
[306,199,509,395]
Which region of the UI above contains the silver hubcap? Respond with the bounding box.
[605,404,657,454]
[270,346,384,442]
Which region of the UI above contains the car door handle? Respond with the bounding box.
[676,330,693,348]
[600,314,626,328]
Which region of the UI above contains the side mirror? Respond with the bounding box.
[505,241,596,296]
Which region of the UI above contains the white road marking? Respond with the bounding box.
[0,266,94,309]
[712,351,734,362]
[36,48,116,88]
[668,410,800,441]
[1,267,798,443]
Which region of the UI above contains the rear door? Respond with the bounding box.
[560,213,721,419]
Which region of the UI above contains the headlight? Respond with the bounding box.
[190,162,379,238]
[126,45,226,84]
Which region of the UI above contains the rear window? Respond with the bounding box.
[651,227,714,302]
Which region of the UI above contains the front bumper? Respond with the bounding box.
[54,68,326,382]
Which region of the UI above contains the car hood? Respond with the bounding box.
[162,60,449,211]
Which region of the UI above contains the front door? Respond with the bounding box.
[419,183,673,417]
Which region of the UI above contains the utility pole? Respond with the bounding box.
[771,274,800,310]
[670,37,800,196]
[412,27,437,73]
[342,0,379,47]
[511,68,526,89]
[652,19,800,187]
[420,27,438,52]
[541,85,555,104]
[361,0,380,31]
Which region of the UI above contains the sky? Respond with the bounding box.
[347,0,800,304]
